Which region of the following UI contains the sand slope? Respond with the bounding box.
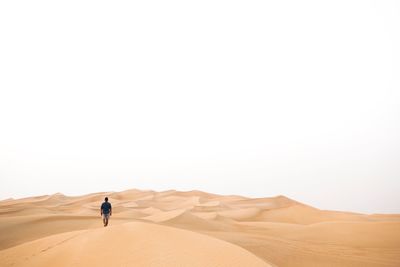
[1,188,399,267]
[0,222,270,267]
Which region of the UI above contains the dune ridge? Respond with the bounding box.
[1,188,399,267]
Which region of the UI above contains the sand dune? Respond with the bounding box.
[0,188,399,267]
[255,204,371,224]
[0,222,270,267]
[218,207,262,221]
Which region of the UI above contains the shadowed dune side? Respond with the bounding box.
[141,209,236,231]
[218,207,262,221]
[0,222,271,267]
[161,211,238,231]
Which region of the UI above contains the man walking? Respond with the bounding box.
[100,197,112,227]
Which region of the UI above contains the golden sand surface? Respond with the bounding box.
[1,189,399,266]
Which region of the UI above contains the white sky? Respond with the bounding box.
[1,0,399,214]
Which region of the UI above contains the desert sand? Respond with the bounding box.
[0,189,399,267]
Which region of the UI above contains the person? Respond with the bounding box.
[100,197,112,227]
